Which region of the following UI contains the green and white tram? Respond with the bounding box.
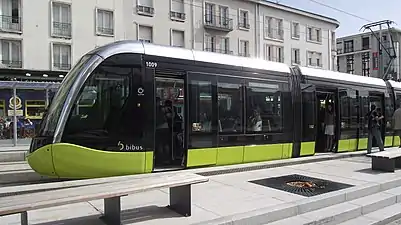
[27,41,400,179]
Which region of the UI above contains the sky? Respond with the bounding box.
[273,0,401,37]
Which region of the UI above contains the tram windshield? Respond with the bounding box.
[39,54,94,136]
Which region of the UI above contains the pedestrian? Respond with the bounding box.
[324,103,335,152]
[367,104,385,154]
[393,105,401,148]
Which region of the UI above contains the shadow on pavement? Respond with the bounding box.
[34,205,181,225]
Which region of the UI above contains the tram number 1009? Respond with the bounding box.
[146,61,158,68]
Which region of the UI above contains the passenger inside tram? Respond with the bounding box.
[316,93,336,152]
[155,97,184,167]
[248,108,263,132]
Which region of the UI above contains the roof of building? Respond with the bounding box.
[249,0,340,28]
[338,27,401,40]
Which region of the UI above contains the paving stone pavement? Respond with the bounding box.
[1,150,401,225]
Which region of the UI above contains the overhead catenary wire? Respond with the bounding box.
[306,0,373,23]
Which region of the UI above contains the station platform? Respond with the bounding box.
[0,145,29,162]
[2,148,401,225]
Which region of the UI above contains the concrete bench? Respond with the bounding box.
[368,149,401,172]
[0,172,208,225]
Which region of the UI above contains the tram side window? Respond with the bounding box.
[218,80,243,133]
[246,81,282,133]
[63,68,131,138]
[190,80,213,133]
[396,93,401,109]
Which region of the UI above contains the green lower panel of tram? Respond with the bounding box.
[300,142,315,156]
[27,143,153,179]
[338,136,394,153]
[338,139,358,152]
[186,143,293,168]
[385,136,394,147]
[394,136,400,147]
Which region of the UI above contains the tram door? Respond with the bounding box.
[300,84,317,156]
[154,76,186,169]
[315,90,336,153]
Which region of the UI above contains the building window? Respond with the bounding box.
[0,39,21,68]
[138,25,152,43]
[52,2,71,38]
[96,9,114,36]
[171,30,184,47]
[239,40,249,57]
[346,55,354,74]
[204,34,216,52]
[137,0,154,16]
[205,2,215,23]
[52,44,71,71]
[264,16,283,40]
[306,26,322,43]
[220,37,230,54]
[170,0,185,21]
[331,31,336,49]
[219,6,229,27]
[205,35,231,54]
[265,44,283,62]
[316,53,322,67]
[204,3,233,30]
[362,52,370,76]
[0,0,21,32]
[292,48,300,65]
[291,22,300,39]
[238,9,250,29]
[344,40,354,53]
[362,37,370,50]
[307,51,322,67]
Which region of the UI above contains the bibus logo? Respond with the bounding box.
[117,141,144,151]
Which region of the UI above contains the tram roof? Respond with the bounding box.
[88,41,291,74]
[298,66,387,88]
[388,80,401,91]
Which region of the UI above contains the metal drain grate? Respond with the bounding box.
[249,174,353,197]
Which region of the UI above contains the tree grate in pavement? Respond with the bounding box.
[249,174,354,197]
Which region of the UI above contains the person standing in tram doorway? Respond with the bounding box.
[392,105,401,148]
[324,103,335,152]
[367,105,385,154]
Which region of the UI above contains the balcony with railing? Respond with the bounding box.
[170,11,185,21]
[337,46,371,55]
[97,27,114,35]
[265,28,284,40]
[204,14,233,32]
[52,22,71,37]
[53,62,71,71]
[0,15,21,32]
[1,60,21,68]
[205,48,233,55]
[137,5,154,16]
